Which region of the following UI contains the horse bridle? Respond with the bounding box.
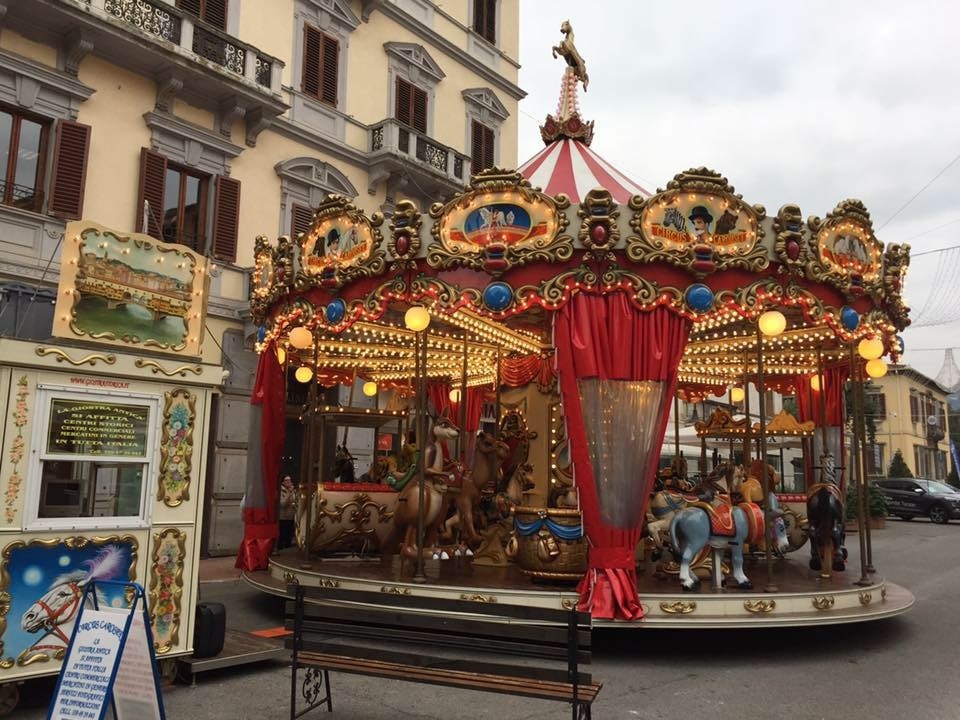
[34,582,82,645]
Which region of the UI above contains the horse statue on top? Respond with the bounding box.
[552,20,589,91]
[669,492,789,591]
[806,452,846,578]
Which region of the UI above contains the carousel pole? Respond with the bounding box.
[301,329,320,569]
[849,344,871,586]
[756,315,778,593]
[816,348,829,472]
[742,350,752,464]
[413,329,427,583]
[855,358,877,573]
[495,345,502,437]
[673,394,681,462]
[459,332,468,462]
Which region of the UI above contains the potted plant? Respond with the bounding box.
[844,482,888,530]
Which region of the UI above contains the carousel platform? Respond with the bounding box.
[243,548,914,629]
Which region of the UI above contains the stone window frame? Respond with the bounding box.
[385,42,445,137]
[462,87,508,168]
[291,0,359,109]
[275,156,358,236]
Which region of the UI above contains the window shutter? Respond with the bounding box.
[482,124,494,170]
[291,203,314,238]
[136,148,167,238]
[204,0,227,30]
[910,392,920,424]
[48,120,91,220]
[877,393,887,422]
[395,78,412,126]
[302,25,322,99]
[471,121,495,172]
[412,87,427,133]
[212,175,240,262]
[321,34,339,106]
[474,0,496,43]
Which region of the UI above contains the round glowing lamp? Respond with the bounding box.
[294,366,313,383]
[865,359,889,379]
[276,346,287,365]
[730,387,745,403]
[404,306,431,332]
[449,388,461,403]
[289,326,313,349]
[362,381,378,397]
[758,310,787,337]
[810,374,821,392]
[858,337,884,360]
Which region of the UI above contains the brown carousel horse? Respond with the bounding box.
[394,414,463,560]
[442,431,510,549]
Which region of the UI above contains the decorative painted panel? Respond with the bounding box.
[158,389,195,507]
[4,376,29,525]
[148,528,186,654]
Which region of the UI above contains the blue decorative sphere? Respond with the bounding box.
[840,306,860,331]
[482,282,513,312]
[685,284,714,313]
[325,299,346,324]
[256,325,266,343]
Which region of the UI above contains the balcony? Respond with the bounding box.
[368,118,471,200]
[7,0,288,144]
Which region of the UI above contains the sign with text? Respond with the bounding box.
[47,582,165,720]
[47,400,150,457]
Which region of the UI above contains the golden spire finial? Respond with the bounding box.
[551,20,589,92]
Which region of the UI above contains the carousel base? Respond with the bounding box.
[243,548,914,629]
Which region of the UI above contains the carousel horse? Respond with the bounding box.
[393,414,462,560]
[548,482,579,509]
[669,492,789,591]
[646,462,739,552]
[552,20,589,90]
[739,459,780,503]
[20,545,128,663]
[502,463,535,508]
[330,444,356,484]
[807,453,846,577]
[442,431,510,549]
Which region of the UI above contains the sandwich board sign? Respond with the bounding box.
[47,581,166,720]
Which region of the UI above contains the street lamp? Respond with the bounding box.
[405,306,431,583]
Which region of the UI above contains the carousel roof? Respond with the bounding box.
[518,138,649,203]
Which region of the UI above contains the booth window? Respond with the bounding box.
[136,147,240,262]
[176,0,228,30]
[395,78,428,134]
[29,390,157,530]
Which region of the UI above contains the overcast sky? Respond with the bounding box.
[515,0,959,384]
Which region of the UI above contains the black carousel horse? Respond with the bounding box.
[806,455,846,577]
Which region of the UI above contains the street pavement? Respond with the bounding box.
[15,519,960,719]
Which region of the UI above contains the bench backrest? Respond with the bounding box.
[285,583,593,685]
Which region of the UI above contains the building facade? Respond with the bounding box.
[867,364,951,480]
[1,0,523,553]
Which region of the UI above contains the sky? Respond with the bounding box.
[514,0,960,384]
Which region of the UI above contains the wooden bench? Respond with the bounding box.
[285,583,601,720]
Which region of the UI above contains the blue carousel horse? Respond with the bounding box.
[669,493,789,591]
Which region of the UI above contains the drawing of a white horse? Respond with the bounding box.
[19,544,129,663]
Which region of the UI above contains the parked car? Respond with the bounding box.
[872,478,960,524]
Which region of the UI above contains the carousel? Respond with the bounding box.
[239,25,914,628]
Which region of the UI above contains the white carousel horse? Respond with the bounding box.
[20,544,128,663]
[669,493,789,591]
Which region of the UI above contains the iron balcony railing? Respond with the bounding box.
[370,118,471,185]
[93,0,280,92]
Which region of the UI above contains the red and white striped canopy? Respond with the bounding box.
[518,138,650,203]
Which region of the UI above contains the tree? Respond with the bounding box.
[887,449,913,478]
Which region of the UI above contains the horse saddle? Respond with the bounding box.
[690,501,735,536]
[441,460,465,492]
[807,483,842,503]
[737,502,766,546]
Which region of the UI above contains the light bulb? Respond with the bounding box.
[731,387,745,403]
[294,366,313,383]
[276,346,286,365]
[758,310,786,337]
[289,326,313,349]
[865,359,888,378]
[858,337,884,360]
[810,375,821,392]
[404,306,431,332]
[449,388,461,403]
[362,381,378,397]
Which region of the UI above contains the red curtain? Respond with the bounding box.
[236,342,286,571]
[796,366,849,490]
[554,294,690,619]
[427,381,452,419]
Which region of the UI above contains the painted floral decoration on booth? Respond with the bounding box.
[5,377,29,523]
[158,389,195,507]
[149,528,186,654]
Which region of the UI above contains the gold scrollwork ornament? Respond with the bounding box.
[812,595,835,611]
[578,188,620,262]
[659,600,696,615]
[744,599,776,614]
[388,199,422,269]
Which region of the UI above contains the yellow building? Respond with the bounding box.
[867,364,951,480]
[1,0,523,553]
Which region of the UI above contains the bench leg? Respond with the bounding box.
[292,666,333,718]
